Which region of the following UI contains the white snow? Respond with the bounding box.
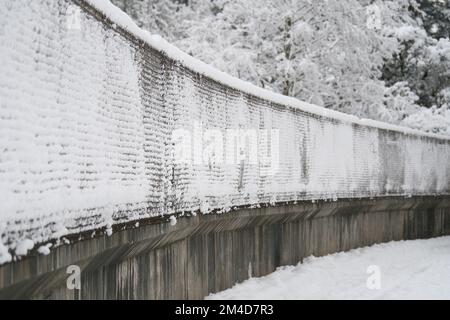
[14,239,35,256]
[169,215,177,226]
[37,244,51,256]
[105,223,113,237]
[0,241,11,264]
[207,237,450,300]
[403,105,450,135]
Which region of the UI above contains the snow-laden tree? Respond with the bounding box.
[384,31,450,108]
[110,0,183,39]
[173,0,268,85]
[418,0,450,40]
[111,0,449,133]
[378,0,450,123]
[174,0,421,123]
[399,37,450,135]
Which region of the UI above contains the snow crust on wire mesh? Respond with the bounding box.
[0,0,449,263]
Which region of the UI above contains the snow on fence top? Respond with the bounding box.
[0,0,449,263]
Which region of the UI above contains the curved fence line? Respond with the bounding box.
[0,0,449,260]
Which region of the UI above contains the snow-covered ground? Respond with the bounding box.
[207,237,450,300]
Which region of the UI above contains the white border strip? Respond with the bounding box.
[85,0,450,141]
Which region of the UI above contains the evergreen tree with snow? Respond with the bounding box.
[418,0,450,39]
[110,0,183,39]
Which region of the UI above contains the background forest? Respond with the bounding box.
[111,0,450,134]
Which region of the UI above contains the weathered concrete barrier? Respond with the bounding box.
[0,196,449,300]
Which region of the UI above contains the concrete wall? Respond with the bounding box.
[1,196,449,300]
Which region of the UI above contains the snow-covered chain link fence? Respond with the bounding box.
[0,0,450,255]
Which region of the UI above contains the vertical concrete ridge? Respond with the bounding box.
[0,196,449,299]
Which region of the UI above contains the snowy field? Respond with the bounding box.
[207,237,450,300]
